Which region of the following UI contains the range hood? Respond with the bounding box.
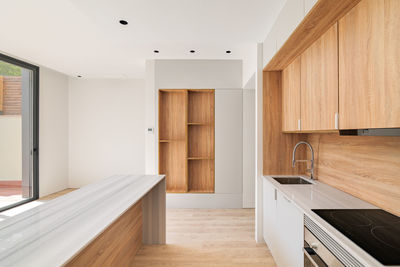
[339,128,400,136]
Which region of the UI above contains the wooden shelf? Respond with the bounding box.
[159,139,185,143]
[188,189,214,193]
[159,89,214,194]
[187,157,214,160]
[187,122,209,126]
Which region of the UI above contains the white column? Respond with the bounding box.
[255,43,264,242]
[145,60,157,174]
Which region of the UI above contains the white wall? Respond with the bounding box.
[39,67,69,197]
[0,116,22,180]
[262,0,318,66]
[243,89,255,208]
[146,59,244,208]
[68,78,146,188]
[215,89,243,198]
[155,60,242,89]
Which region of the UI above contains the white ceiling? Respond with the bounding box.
[0,0,285,78]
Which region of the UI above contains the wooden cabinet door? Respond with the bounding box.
[301,23,338,131]
[282,57,301,132]
[339,0,400,129]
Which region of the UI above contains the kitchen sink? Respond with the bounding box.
[272,177,312,185]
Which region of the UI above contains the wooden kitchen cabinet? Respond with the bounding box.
[301,23,338,131]
[282,57,301,132]
[339,0,400,129]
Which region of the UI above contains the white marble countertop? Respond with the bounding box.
[0,174,165,267]
[263,175,385,267]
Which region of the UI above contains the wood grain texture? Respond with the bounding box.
[308,133,400,216]
[187,90,215,193]
[159,141,187,193]
[301,23,338,131]
[38,188,77,201]
[265,0,361,71]
[339,0,400,129]
[188,89,214,124]
[263,71,307,175]
[159,90,187,141]
[159,89,215,193]
[188,159,214,193]
[188,126,214,158]
[282,57,301,132]
[133,209,276,267]
[384,0,400,127]
[65,200,143,267]
[159,90,188,193]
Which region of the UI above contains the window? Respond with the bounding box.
[0,53,39,211]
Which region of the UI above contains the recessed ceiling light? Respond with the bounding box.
[154,50,159,53]
[190,50,196,53]
[77,75,82,78]
[226,50,232,54]
[119,20,128,25]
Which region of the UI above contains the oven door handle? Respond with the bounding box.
[303,247,327,267]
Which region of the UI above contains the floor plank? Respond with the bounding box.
[39,188,77,201]
[133,209,276,267]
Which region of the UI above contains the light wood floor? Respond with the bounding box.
[133,209,276,267]
[35,189,277,266]
[39,188,77,201]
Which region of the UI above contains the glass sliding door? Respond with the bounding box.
[0,53,38,211]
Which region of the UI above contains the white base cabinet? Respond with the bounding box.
[263,179,304,267]
[263,179,277,245]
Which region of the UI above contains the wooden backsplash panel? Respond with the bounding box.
[263,71,307,175]
[308,133,400,215]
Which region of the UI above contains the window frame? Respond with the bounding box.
[0,53,39,212]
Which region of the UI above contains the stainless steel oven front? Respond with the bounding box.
[304,227,344,267]
[303,215,363,267]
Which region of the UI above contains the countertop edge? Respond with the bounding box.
[263,175,384,267]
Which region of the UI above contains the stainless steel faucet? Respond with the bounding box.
[292,141,314,179]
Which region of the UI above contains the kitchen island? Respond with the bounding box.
[0,174,166,267]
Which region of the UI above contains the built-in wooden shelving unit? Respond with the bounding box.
[159,89,215,193]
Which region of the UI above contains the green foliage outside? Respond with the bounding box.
[0,60,21,76]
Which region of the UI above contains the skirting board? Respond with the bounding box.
[166,193,242,208]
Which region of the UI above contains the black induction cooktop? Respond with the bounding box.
[312,209,400,266]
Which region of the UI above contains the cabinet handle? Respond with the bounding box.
[335,112,339,129]
[298,119,301,131]
[274,189,277,201]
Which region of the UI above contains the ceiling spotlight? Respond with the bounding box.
[119,20,128,25]
[226,50,232,54]
[190,50,196,53]
[154,50,159,53]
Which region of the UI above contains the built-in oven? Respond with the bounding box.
[304,215,363,267]
[304,227,343,267]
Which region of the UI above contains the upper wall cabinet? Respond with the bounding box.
[339,0,400,129]
[301,23,338,131]
[282,57,301,132]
